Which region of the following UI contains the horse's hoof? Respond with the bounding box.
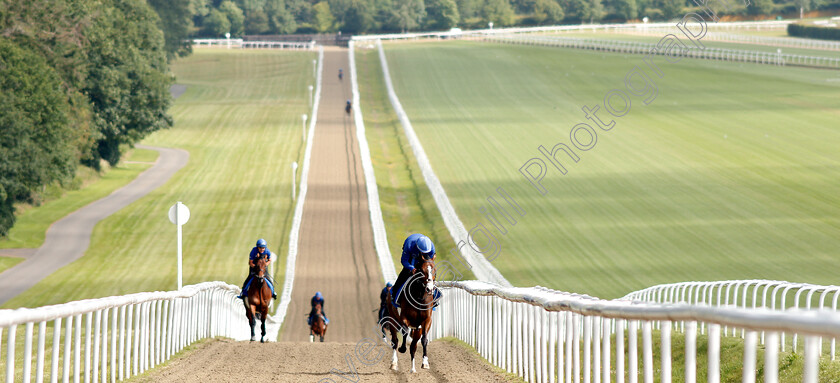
[260,338,265,343]
[422,362,429,369]
[390,363,398,371]
[309,335,314,343]
[250,337,256,342]
[410,367,417,373]
[398,347,406,353]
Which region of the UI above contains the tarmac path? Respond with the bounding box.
[0,145,189,306]
[281,47,385,342]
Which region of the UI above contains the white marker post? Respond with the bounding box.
[168,202,191,290]
[308,85,314,108]
[291,162,298,201]
[225,32,231,49]
[302,114,308,142]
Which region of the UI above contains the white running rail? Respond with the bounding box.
[376,40,511,287]
[622,279,840,357]
[352,20,792,42]
[0,282,249,383]
[484,34,840,69]
[431,280,840,383]
[191,39,316,50]
[348,40,398,283]
[273,46,325,332]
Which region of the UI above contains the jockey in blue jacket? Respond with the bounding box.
[308,292,328,325]
[379,282,393,320]
[391,233,441,308]
[237,238,277,299]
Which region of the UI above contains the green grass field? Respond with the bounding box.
[355,48,473,279]
[545,32,840,58]
[380,41,840,299]
[0,148,157,250]
[2,49,314,309]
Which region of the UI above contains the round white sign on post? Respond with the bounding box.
[168,202,191,225]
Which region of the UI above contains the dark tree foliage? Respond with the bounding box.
[0,39,78,235]
[426,0,460,30]
[84,0,173,166]
[148,0,194,60]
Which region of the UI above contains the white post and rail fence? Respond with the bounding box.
[430,280,840,383]
[4,279,840,382]
[0,282,249,383]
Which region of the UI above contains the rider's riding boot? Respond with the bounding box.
[272,293,277,299]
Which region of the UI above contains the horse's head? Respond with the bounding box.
[416,258,436,294]
[315,303,322,313]
[252,254,267,278]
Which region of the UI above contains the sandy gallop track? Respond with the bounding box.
[282,47,385,342]
[132,339,511,382]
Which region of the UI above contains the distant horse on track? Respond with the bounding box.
[244,254,272,342]
[309,303,328,342]
[384,258,437,373]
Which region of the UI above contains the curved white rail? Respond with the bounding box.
[348,41,398,283]
[376,40,511,287]
[432,280,840,383]
[0,282,250,383]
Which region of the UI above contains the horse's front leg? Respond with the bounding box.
[247,309,256,342]
[409,329,420,373]
[421,328,430,369]
[389,326,400,370]
[260,314,267,343]
[398,331,408,353]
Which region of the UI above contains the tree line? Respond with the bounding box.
[162,0,839,39]
[0,0,173,236]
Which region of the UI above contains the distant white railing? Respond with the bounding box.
[348,41,398,283]
[484,34,840,68]
[191,39,316,50]
[375,40,511,287]
[614,30,840,51]
[431,280,840,383]
[352,20,792,42]
[0,282,254,383]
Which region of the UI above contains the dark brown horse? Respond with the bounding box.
[309,303,327,342]
[244,254,272,342]
[384,258,437,373]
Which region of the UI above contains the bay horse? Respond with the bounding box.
[384,258,437,373]
[309,303,327,342]
[244,254,272,342]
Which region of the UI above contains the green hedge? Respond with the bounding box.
[788,23,840,41]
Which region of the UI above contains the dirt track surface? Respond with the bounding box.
[0,145,188,306]
[132,338,512,382]
[282,48,384,342]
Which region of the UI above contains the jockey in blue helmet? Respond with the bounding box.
[391,233,440,308]
[308,292,328,325]
[379,282,393,320]
[237,238,277,299]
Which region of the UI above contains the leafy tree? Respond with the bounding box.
[391,0,426,32]
[148,0,194,60]
[746,0,772,14]
[533,0,564,24]
[85,0,173,166]
[658,0,683,18]
[313,1,336,32]
[265,0,297,34]
[220,1,245,36]
[481,0,514,26]
[245,8,271,33]
[0,39,78,236]
[343,0,374,33]
[426,0,460,29]
[204,8,231,35]
[608,0,637,20]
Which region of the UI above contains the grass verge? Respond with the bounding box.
[355,47,474,280]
